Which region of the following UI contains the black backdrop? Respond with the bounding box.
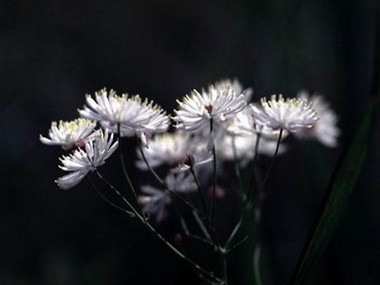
[1,0,379,284]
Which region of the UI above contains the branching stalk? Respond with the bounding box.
[95,170,223,284]
[138,144,204,216]
[224,128,283,249]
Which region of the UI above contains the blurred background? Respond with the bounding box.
[0,0,379,284]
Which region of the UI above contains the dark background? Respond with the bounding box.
[1,0,379,284]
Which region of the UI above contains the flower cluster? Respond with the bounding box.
[41,81,339,219]
[40,88,170,189]
[40,80,341,285]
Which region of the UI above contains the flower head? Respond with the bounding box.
[56,130,118,189]
[136,131,193,169]
[136,130,213,172]
[295,91,340,147]
[78,88,170,146]
[213,78,253,102]
[173,85,247,132]
[250,94,319,132]
[40,118,96,150]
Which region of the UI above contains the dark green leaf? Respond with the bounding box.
[290,98,378,285]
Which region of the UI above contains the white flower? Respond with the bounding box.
[225,107,255,135]
[136,131,193,169]
[136,130,213,172]
[295,91,340,147]
[40,118,96,150]
[225,107,289,140]
[250,94,319,132]
[173,85,247,132]
[139,172,196,223]
[78,88,170,146]
[213,78,253,102]
[56,130,118,189]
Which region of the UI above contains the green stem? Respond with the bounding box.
[210,118,217,226]
[247,131,262,201]
[252,128,283,205]
[138,144,203,216]
[117,125,140,206]
[222,253,229,285]
[231,136,245,201]
[192,210,213,242]
[253,243,263,285]
[96,170,222,284]
[224,128,283,249]
[95,170,143,221]
[87,176,135,217]
[189,165,209,218]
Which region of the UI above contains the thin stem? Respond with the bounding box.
[248,131,262,201]
[190,176,221,248]
[231,136,246,202]
[187,234,216,247]
[178,209,190,236]
[231,136,242,183]
[138,144,165,185]
[96,170,222,284]
[254,243,263,285]
[117,125,139,204]
[220,252,228,285]
[253,131,262,163]
[226,235,249,253]
[87,176,135,217]
[138,144,203,216]
[95,171,141,218]
[210,118,217,226]
[224,213,244,249]
[189,165,209,217]
[144,220,222,284]
[253,208,263,285]
[224,128,283,249]
[251,128,283,206]
[180,212,215,248]
[192,210,212,241]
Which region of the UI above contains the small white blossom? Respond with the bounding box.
[78,88,170,146]
[139,172,196,223]
[225,107,289,140]
[213,78,253,102]
[136,131,193,169]
[225,107,256,136]
[136,130,213,172]
[173,85,247,132]
[40,118,96,150]
[295,91,340,147]
[56,130,118,189]
[250,94,319,132]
